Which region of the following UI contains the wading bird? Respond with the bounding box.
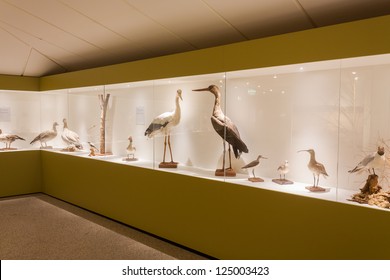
[62,118,83,150]
[30,122,59,148]
[0,129,25,149]
[144,89,182,165]
[299,149,328,187]
[277,160,289,180]
[242,155,267,179]
[348,146,385,175]
[193,85,248,175]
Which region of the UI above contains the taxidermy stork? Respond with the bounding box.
[144,89,182,164]
[193,85,248,173]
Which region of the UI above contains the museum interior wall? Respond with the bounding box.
[1,15,390,259]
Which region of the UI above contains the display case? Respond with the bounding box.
[2,53,390,210]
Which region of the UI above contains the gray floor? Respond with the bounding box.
[0,193,208,260]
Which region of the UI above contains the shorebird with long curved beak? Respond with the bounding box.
[193,85,248,176]
[30,122,59,148]
[242,155,267,182]
[0,129,25,150]
[299,149,329,191]
[348,146,385,175]
[145,89,182,168]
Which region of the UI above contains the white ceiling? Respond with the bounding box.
[0,0,389,77]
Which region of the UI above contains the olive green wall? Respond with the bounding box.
[39,15,390,90]
[41,151,390,259]
[0,151,42,197]
[0,74,39,91]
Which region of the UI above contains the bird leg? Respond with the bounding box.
[228,145,232,170]
[221,140,226,171]
[162,135,167,163]
[316,175,320,187]
[167,135,174,163]
[252,169,255,178]
[313,173,316,187]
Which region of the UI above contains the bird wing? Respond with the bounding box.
[211,115,248,158]
[144,111,173,137]
[62,129,80,144]
[349,152,375,173]
[6,134,25,141]
[242,160,258,169]
[30,130,54,144]
[315,162,328,177]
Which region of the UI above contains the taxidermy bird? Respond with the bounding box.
[30,122,59,148]
[277,160,289,180]
[348,146,385,175]
[299,149,328,187]
[88,141,99,157]
[62,118,83,150]
[0,129,25,149]
[242,155,267,178]
[144,89,182,164]
[126,136,136,159]
[193,85,248,172]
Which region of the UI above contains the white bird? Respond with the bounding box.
[242,155,267,178]
[62,118,83,150]
[0,129,25,149]
[299,149,328,187]
[126,136,136,159]
[30,122,59,148]
[144,89,182,164]
[277,160,289,180]
[349,146,386,175]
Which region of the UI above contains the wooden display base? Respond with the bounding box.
[305,186,329,192]
[248,177,264,182]
[215,168,236,177]
[40,146,53,149]
[122,157,138,162]
[272,179,294,185]
[0,148,17,151]
[159,161,178,168]
[61,147,78,152]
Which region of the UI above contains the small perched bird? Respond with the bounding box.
[277,160,289,180]
[0,129,25,149]
[88,141,99,152]
[61,118,83,150]
[193,85,248,172]
[242,155,267,178]
[30,122,59,148]
[145,89,182,164]
[126,136,136,160]
[348,146,386,175]
[299,149,328,187]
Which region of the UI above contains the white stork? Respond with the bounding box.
[144,89,182,164]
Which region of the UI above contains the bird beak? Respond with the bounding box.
[192,88,209,92]
[298,150,307,153]
[262,156,268,159]
[179,95,183,101]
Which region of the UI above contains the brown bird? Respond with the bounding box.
[242,155,267,178]
[193,85,248,173]
[0,129,25,149]
[30,122,59,148]
[299,149,328,187]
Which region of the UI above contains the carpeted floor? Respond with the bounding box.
[0,193,208,260]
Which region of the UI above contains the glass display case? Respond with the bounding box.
[1,53,390,210]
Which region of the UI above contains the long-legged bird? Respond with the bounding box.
[145,89,182,164]
[30,122,59,148]
[299,149,328,187]
[193,85,248,173]
[0,129,25,149]
[242,155,267,178]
